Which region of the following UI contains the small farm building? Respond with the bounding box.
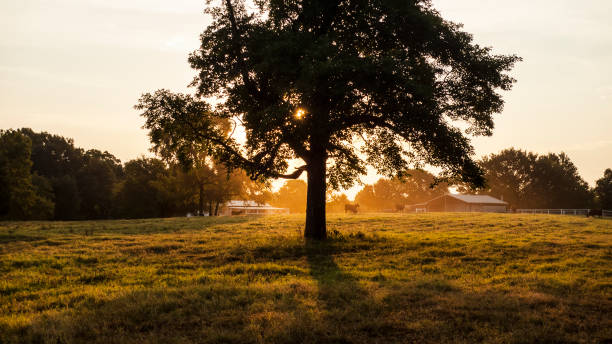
[423,194,508,213]
[219,200,289,216]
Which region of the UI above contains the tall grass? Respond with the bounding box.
[0,213,610,343]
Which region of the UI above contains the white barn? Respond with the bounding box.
[219,200,289,216]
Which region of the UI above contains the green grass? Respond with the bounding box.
[0,213,610,343]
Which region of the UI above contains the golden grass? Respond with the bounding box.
[0,213,610,343]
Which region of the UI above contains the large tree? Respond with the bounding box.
[139,0,519,239]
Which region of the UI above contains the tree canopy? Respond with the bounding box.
[140,0,521,238]
[594,168,612,209]
[465,149,593,209]
[0,130,54,220]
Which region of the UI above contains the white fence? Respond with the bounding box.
[516,209,612,218]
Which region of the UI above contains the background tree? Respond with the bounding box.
[154,165,201,216]
[354,185,378,212]
[398,169,450,205]
[242,176,273,205]
[137,90,246,216]
[594,168,612,209]
[0,130,54,220]
[354,170,448,211]
[2,127,279,220]
[114,157,172,219]
[468,149,593,209]
[77,150,122,219]
[206,164,252,216]
[19,129,84,219]
[530,153,592,209]
[139,0,520,239]
[271,180,308,213]
[326,193,350,213]
[473,148,537,208]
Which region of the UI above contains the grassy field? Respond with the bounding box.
[0,213,610,343]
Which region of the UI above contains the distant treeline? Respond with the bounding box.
[0,129,266,220]
[467,149,611,210]
[1,129,611,220]
[349,149,611,212]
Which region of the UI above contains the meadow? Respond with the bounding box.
[0,213,610,343]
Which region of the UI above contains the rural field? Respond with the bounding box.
[1,213,611,343]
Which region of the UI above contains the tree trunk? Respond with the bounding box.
[214,201,219,216]
[304,155,327,240]
[198,183,204,216]
[208,202,212,217]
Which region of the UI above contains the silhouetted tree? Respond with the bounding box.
[355,170,447,211]
[471,149,593,209]
[76,150,122,219]
[18,129,84,219]
[51,175,81,219]
[530,153,592,209]
[476,148,537,208]
[136,90,232,215]
[0,130,54,220]
[114,157,171,219]
[139,0,520,238]
[594,169,612,209]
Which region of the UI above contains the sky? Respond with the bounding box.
[1,0,611,199]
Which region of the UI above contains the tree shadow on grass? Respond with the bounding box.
[304,239,396,342]
[4,236,611,344]
[0,233,45,244]
[305,239,368,304]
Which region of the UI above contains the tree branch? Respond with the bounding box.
[277,165,308,179]
[175,111,307,180]
[336,114,388,131]
[225,0,259,95]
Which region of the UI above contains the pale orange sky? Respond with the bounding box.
[1,0,611,199]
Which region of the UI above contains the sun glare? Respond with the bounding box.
[295,108,306,119]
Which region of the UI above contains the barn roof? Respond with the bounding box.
[447,194,508,205]
[225,200,265,207]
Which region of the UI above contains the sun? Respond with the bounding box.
[295,108,306,119]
